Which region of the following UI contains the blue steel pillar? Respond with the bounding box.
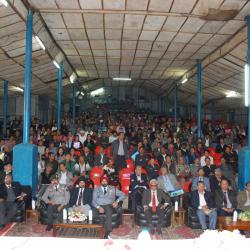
[197,60,202,138]
[13,10,38,197]
[238,15,250,190]
[173,81,177,127]
[72,80,76,131]
[57,63,63,131]
[2,80,8,137]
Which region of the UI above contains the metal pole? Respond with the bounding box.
[57,63,63,131]
[2,80,8,137]
[197,60,202,138]
[23,10,33,144]
[72,80,76,130]
[247,16,250,146]
[174,81,177,127]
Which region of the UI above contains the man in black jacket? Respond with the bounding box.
[0,174,25,229]
[69,176,92,215]
[215,179,237,216]
[191,181,217,230]
[129,165,148,211]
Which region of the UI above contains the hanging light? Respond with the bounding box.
[35,35,46,50]
[181,78,188,84]
[112,77,131,81]
[53,60,60,69]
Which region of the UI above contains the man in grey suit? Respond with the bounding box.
[111,132,129,172]
[157,166,182,204]
[92,175,126,238]
[41,175,70,231]
[142,179,170,235]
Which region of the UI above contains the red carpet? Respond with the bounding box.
[3,216,250,239]
[0,223,15,236]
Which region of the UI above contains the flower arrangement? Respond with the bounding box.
[68,210,87,222]
[238,211,250,221]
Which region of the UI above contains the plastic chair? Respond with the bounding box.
[119,168,133,195]
[89,166,104,187]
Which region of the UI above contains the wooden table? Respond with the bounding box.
[218,216,250,231]
[53,220,104,239]
[25,209,40,224]
[171,207,186,227]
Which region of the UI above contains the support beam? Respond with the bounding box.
[23,9,33,144]
[57,63,63,131]
[2,80,8,138]
[197,60,202,138]
[13,10,38,197]
[238,15,250,191]
[72,80,76,131]
[173,81,177,127]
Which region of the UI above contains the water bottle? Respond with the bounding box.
[89,209,93,221]
[174,201,178,212]
[63,208,68,220]
[233,210,238,222]
[31,199,36,210]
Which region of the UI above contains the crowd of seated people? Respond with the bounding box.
[0,112,250,237]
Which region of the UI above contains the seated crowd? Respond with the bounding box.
[0,112,250,238]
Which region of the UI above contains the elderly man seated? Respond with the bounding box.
[142,179,170,235]
[157,166,183,204]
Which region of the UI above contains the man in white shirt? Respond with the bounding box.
[191,181,217,230]
[142,179,170,235]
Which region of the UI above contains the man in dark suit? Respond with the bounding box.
[94,146,108,167]
[111,132,129,172]
[215,179,237,216]
[203,157,216,178]
[157,146,167,167]
[69,176,92,215]
[142,179,170,235]
[135,146,148,168]
[0,174,26,230]
[191,181,217,230]
[0,163,13,184]
[129,165,148,211]
[83,146,94,168]
[215,137,227,153]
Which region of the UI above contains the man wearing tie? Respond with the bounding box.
[215,179,237,216]
[142,179,170,235]
[92,175,126,238]
[68,176,92,215]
